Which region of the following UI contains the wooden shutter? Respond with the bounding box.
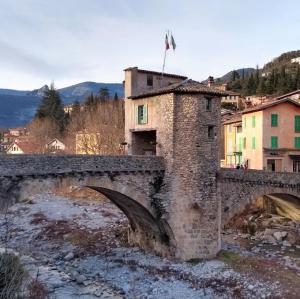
[271,114,278,127]
[135,105,139,124]
[295,115,300,132]
[252,137,256,149]
[252,116,256,128]
[143,105,148,124]
[295,137,300,149]
[271,136,278,149]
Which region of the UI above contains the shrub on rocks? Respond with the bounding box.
[0,252,27,299]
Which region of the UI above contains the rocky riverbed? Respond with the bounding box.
[0,191,298,298]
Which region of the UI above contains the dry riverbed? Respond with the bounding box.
[0,191,298,298]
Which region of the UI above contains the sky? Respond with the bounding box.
[0,0,300,90]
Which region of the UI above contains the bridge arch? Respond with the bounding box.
[218,168,300,226]
[1,169,175,257]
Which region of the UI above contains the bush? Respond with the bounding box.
[0,252,27,299]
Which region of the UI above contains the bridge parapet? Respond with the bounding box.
[218,168,300,188]
[0,155,165,177]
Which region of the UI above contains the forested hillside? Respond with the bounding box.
[228,50,300,96]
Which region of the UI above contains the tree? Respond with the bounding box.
[256,77,267,95]
[99,87,110,101]
[231,70,240,82]
[72,100,81,115]
[84,92,96,108]
[35,83,66,133]
[246,74,256,95]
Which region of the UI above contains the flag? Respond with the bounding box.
[170,34,176,50]
[165,33,170,50]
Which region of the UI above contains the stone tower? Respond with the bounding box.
[125,70,227,260]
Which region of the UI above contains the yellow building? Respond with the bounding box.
[223,113,243,167]
[223,98,300,172]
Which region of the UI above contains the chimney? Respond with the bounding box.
[207,76,215,87]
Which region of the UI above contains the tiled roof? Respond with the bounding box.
[275,90,300,100]
[242,98,300,114]
[129,79,229,99]
[222,112,242,125]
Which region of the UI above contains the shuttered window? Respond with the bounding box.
[252,115,256,128]
[252,137,256,149]
[295,115,300,132]
[271,136,278,149]
[136,105,148,124]
[271,114,278,127]
[243,137,246,149]
[238,137,243,151]
[295,137,300,149]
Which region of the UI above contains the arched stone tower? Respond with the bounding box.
[124,68,227,260]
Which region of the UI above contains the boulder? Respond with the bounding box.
[273,231,288,241]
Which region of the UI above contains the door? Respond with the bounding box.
[267,159,275,172]
[293,161,300,172]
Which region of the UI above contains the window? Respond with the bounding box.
[271,114,278,127]
[136,105,148,124]
[244,117,247,128]
[295,115,300,132]
[271,136,278,149]
[237,126,242,133]
[295,137,300,149]
[147,75,153,87]
[252,137,256,149]
[243,137,246,149]
[208,126,214,139]
[252,115,256,128]
[238,137,243,151]
[206,98,212,111]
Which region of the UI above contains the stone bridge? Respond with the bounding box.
[218,168,300,226]
[1,155,300,260]
[0,155,173,256]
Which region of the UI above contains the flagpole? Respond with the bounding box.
[161,30,169,87]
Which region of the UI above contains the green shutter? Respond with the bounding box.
[295,137,300,149]
[252,137,256,149]
[271,114,278,127]
[271,136,278,149]
[135,105,139,124]
[252,116,256,128]
[243,137,246,149]
[295,116,300,132]
[238,137,242,151]
[143,105,148,124]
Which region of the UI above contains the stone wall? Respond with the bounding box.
[0,155,165,176]
[218,168,300,226]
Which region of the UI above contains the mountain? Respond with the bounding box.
[218,68,256,83]
[0,82,124,128]
[59,82,124,104]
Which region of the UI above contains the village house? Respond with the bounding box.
[275,89,300,102]
[124,67,228,156]
[45,138,67,153]
[206,76,243,109]
[6,140,41,154]
[222,113,243,167]
[223,98,300,172]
